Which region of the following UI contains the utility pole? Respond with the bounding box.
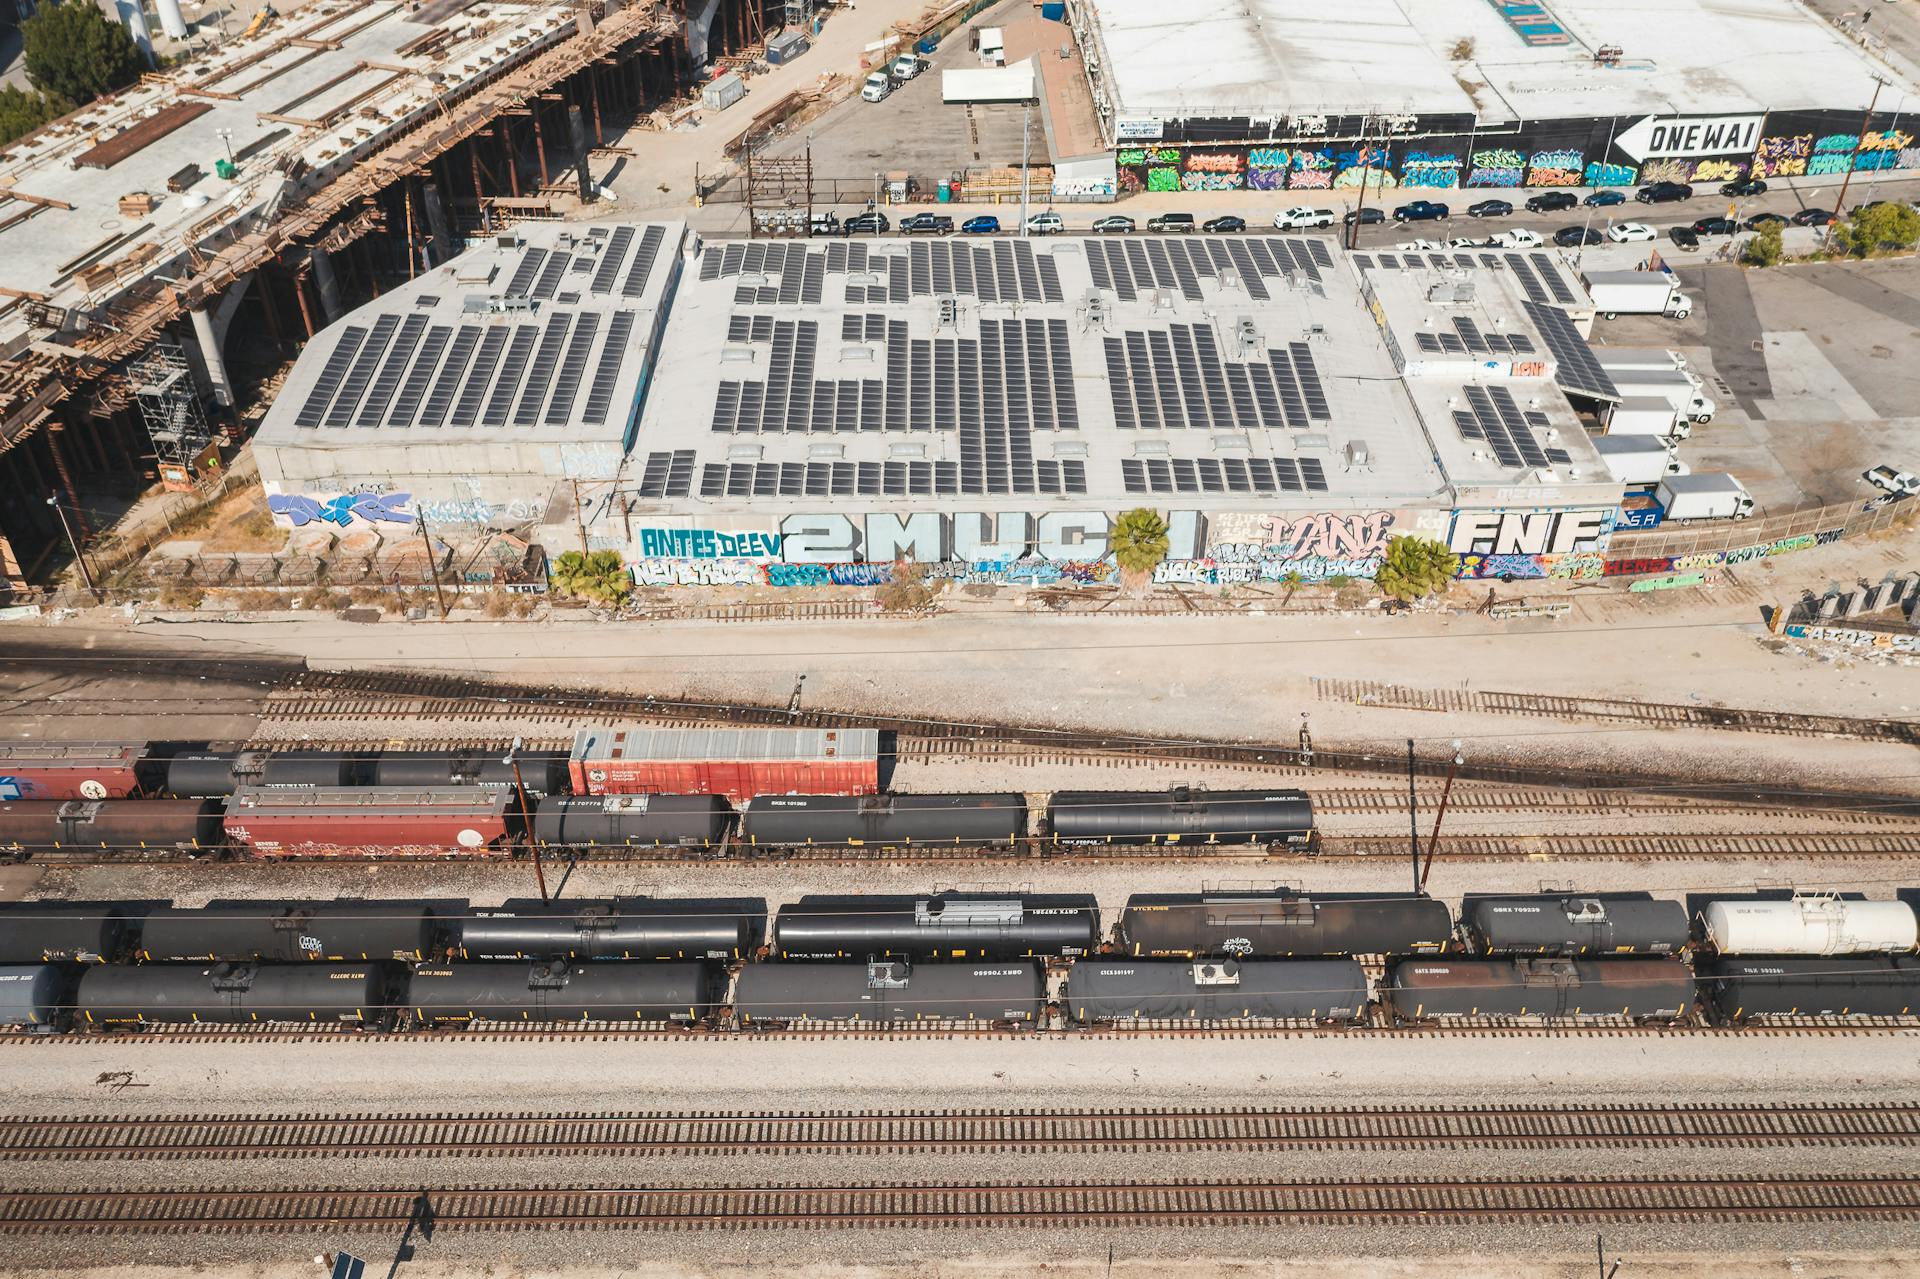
[1347,116,1374,252]
[504,736,548,905]
[414,510,450,618]
[1419,740,1465,890]
[46,495,101,603]
[1019,99,1032,236]
[1829,75,1887,244]
[1407,737,1419,894]
[571,478,590,555]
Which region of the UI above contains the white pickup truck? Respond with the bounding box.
[1273,206,1335,230]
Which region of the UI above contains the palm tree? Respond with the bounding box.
[1279,570,1307,605]
[1374,535,1460,603]
[1109,508,1169,594]
[551,549,632,605]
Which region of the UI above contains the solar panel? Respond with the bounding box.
[1169,241,1204,301]
[1169,324,1210,428]
[1015,240,1043,301]
[930,241,953,295]
[1488,383,1551,468]
[1521,299,1620,400]
[1048,318,1078,428]
[1415,332,1442,353]
[1509,334,1535,354]
[480,325,539,426]
[888,255,909,301]
[505,248,547,296]
[323,314,399,427]
[355,314,428,426]
[1105,241,1136,300]
[1288,342,1331,420]
[1145,329,1183,427]
[636,451,673,497]
[1246,362,1282,428]
[700,463,727,496]
[622,225,665,299]
[1299,457,1328,491]
[449,327,509,427]
[582,311,636,425]
[293,325,367,427]
[1530,252,1579,304]
[1037,252,1064,303]
[388,324,450,428]
[1224,362,1256,426]
[910,242,931,297]
[1246,238,1280,280]
[1227,241,1270,301]
[531,252,571,301]
[720,243,744,276]
[512,312,572,426]
[1269,348,1306,427]
[1440,333,1466,354]
[1506,253,1548,303]
[699,250,722,282]
[1170,458,1199,491]
[1122,457,1147,492]
[1306,239,1333,268]
[418,325,478,427]
[1453,317,1488,354]
[588,227,635,295]
[711,380,740,432]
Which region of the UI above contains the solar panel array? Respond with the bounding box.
[288,305,642,432]
[635,449,697,498]
[696,238,1070,307]
[1120,455,1329,495]
[1453,383,1552,470]
[698,458,990,499]
[707,313,1082,496]
[1084,236,1329,302]
[1519,300,1620,401]
[1505,252,1580,306]
[1104,325,1331,430]
[1411,317,1536,357]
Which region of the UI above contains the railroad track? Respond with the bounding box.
[1322,832,1920,859]
[1318,678,1920,745]
[3,1102,1913,1162]
[4,1175,1917,1232]
[255,669,1920,813]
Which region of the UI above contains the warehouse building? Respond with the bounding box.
[254,220,686,532]
[620,231,1626,587]
[1066,0,1918,196]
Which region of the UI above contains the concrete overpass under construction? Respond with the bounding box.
[0,0,779,594]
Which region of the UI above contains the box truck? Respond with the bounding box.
[1608,366,1714,423]
[1606,396,1687,441]
[1584,270,1694,319]
[1592,434,1686,486]
[1656,473,1754,521]
[1596,347,1688,375]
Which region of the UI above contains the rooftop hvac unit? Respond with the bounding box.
[489,295,536,312]
[937,297,960,329]
[1345,441,1372,469]
[1235,317,1261,356]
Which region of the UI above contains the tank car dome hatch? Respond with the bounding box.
[1192,960,1241,986]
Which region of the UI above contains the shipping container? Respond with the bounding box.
[223,787,513,858]
[568,727,879,801]
[0,743,147,801]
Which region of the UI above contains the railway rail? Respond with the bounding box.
[1318,679,1920,745]
[3,1175,1917,1232]
[3,1102,1913,1162]
[253,669,1920,813]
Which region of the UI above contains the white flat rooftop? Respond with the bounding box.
[1084,0,1908,124]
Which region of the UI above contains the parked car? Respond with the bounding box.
[1865,464,1920,496]
[809,212,842,237]
[1394,239,1446,252]
[1147,212,1195,232]
[1467,199,1512,218]
[1606,222,1656,243]
[1343,207,1386,226]
[1025,211,1065,235]
[900,212,954,234]
[1691,216,1738,236]
[1202,215,1246,233]
[842,210,889,234]
[888,54,926,80]
[1274,206,1335,229]
[1584,189,1627,207]
[1552,225,1603,246]
[860,72,892,103]
[961,215,1001,234]
[1721,177,1768,197]
[1092,214,1135,233]
[1790,207,1835,227]
[1744,212,1788,230]
[1525,191,1579,213]
[1637,181,1694,203]
[1393,200,1450,222]
[1667,226,1701,248]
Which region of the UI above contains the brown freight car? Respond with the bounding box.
[0,799,224,853]
[567,727,879,802]
[223,787,513,858]
[0,743,148,801]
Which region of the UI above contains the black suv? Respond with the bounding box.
[842,211,890,234]
[1721,177,1767,197]
[900,212,953,234]
[1525,191,1578,213]
[1636,181,1694,203]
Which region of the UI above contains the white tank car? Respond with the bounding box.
[1703,897,1919,956]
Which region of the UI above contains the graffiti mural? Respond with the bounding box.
[1146,167,1180,192]
[1151,511,1400,585]
[269,492,414,528]
[636,528,784,559]
[1583,161,1636,188]
[1639,157,1696,184]
[1289,148,1336,189]
[1784,624,1920,654]
[1808,133,1859,176]
[1180,171,1245,191]
[1689,158,1747,184]
[1752,133,1812,177]
[632,560,762,587]
[1400,151,1463,188]
[1184,151,1243,173]
[1467,148,1524,187]
[1525,148,1584,186]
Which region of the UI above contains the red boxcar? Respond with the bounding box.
[0,743,146,801]
[568,727,879,802]
[223,786,513,858]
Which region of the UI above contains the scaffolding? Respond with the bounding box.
[130,344,213,473]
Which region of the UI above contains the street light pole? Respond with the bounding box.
[45,495,101,603]
[1828,75,1887,247]
[504,736,549,905]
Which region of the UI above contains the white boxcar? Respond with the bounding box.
[1703,897,1919,956]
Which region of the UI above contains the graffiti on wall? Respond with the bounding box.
[1467,148,1525,187]
[1583,161,1637,188]
[1752,133,1812,177]
[1524,148,1584,186]
[635,528,785,559]
[269,492,414,528]
[1399,150,1463,188]
[1784,624,1920,654]
[1151,511,1400,585]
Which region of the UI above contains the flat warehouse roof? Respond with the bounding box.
[631,228,1620,518]
[255,220,684,455]
[1081,0,1908,124]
